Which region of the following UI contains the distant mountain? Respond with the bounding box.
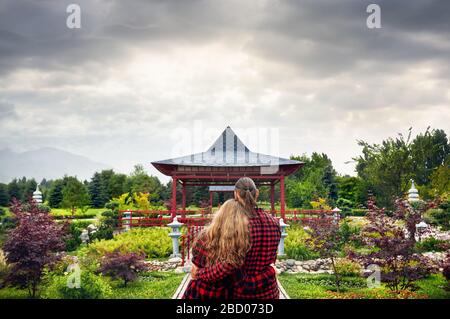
[0,147,112,183]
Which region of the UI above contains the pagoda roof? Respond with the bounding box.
[152,126,303,177]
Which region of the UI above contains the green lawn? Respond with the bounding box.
[50,208,105,219]
[0,271,185,299]
[109,272,185,299]
[279,273,450,299]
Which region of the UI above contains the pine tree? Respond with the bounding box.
[0,183,10,206]
[48,179,64,208]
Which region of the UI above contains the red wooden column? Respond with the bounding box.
[181,183,186,210]
[280,175,285,220]
[270,182,275,216]
[171,176,177,218]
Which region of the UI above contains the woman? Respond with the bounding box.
[187,177,281,299]
[183,198,250,299]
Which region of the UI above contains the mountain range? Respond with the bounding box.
[0,147,112,183]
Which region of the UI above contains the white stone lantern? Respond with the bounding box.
[168,216,184,258]
[415,221,428,242]
[332,207,342,224]
[278,218,289,256]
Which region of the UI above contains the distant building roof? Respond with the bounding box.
[209,185,235,192]
[152,126,302,168]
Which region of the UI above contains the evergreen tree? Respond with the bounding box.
[8,179,22,202]
[48,179,65,208]
[61,176,90,215]
[89,172,108,208]
[0,183,10,206]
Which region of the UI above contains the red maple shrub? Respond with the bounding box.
[3,199,66,298]
[349,197,437,293]
[98,250,147,287]
[306,219,349,293]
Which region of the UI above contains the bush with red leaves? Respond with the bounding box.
[349,197,437,293]
[3,199,66,298]
[99,250,147,287]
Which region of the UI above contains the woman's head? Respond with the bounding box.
[234,177,259,213]
[202,199,250,267]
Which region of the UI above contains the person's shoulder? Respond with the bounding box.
[254,209,279,226]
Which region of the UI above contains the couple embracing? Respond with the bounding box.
[183,177,281,299]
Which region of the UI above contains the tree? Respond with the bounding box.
[61,177,90,216]
[89,172,109,208]
[0,183,9,206]
[286,153,338,208]
[99,251,147,287]
[354,128,450,207]
[3,200,66,298]
[410,128,450,186]
[306,219,350,293]
[336,176,364,209]
[48,179,65,208]
[7,179,22,202]
[127,164,163,203]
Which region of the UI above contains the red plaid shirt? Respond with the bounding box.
[183,208,281,299]
[182,232,233,299]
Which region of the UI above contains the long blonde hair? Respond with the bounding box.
[200,199,251,267]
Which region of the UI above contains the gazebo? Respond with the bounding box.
[152,126,303,219]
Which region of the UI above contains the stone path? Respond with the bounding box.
[172,274,290,299]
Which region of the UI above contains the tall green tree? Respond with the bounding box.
[89,172,109,208]
[126,164,163,204]
[48,179,65,208]
[286,153,338,208]
[61,176,90,215]
[354,128,449,208]
[8,179,22,202]
[0,183,9,206]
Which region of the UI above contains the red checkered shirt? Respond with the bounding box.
[183,208,281,299]
[182,232,233,299]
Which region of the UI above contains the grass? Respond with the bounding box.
[109,272,185,299]
[0,271,185,299]
[0,287,31,299]
[50,208,105,218]
[278,273,450,299]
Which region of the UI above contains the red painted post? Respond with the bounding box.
[171,176,177,218]
[280,175,285,220]
[270,182,275,215]
[181,183,186,218]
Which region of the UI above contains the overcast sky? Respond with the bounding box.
[0,0,449,182]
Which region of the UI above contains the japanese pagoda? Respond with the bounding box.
[152,126,303,219]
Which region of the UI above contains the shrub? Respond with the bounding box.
[41,270,112,299]
[90,210,117,241]
[85,228,172,258]
[415,237,450,253]
[350,198,437,293]
[3,200,66,298]
[424,206,450,231]
[285,226,318,260]
[64,220,94,251]
[0,208,5,216]
[334,258,362,277]
[99,251,147,287]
